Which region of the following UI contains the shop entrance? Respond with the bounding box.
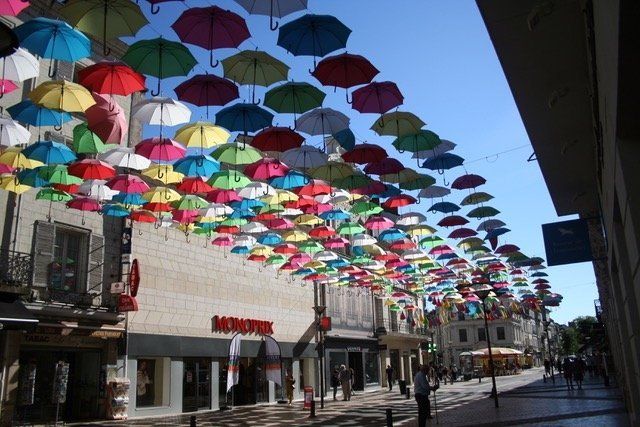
[183,358,211,412]
[348,352,364,391]
[225,357,269,406]
[17,348,101,423]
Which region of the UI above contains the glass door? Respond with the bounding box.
[183,358,211,412]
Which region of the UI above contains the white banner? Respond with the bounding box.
[227,333,242,392]
[264,336,282,386]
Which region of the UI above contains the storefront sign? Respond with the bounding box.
[130,259,140,297]
[118,294,139,312]
[542,219,593,266]
[110,282,126,294]
[346,346,362,352]
[211,315,273,335]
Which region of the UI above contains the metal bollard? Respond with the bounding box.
[386,408,393,426]
[190,415,196,427]
[405,387,410,399]
[309,400,316,418]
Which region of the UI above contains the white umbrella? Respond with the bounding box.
[402,249,428,260]
[396,212,426,226]
[78,179,119,201]
[132,97,191,126]
[98,147,151,170]
[0,117,31,146]
[418,185,450,199]
[1,48,39,82]
[314,250,338,261]
[361,260,385,271]
[281,208,304,216]
[412,139,457,160]
[234,235,258,247]
[238,182,276,199]
[351,233,377,247]
[296,108,350,136]
[199,203,233,218]
[280,145,328,169]
[476,219,506,232]
[241,222,269,234]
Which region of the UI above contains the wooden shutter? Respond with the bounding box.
[32,221,55,287]
[87,233,105,295]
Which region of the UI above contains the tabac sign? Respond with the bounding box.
[211,315,274,335]
[542,219,594,266]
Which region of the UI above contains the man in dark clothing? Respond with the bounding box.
[414,364,433,427]
[386,365,394,391]
[544,359,551,376]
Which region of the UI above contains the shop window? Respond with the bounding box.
[478,327,486,342]
[364,352,379,384]
[136,358,170,408]
[497,327,506,341]
[458,328,468,343]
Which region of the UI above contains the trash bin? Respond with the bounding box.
[303,386,313,410]
[398,380,406,395]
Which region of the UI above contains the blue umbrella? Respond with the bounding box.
[379,184,401,198]
[429,201,460,214]
[14,17,91,78]
[16,168,48,188]
[484,227,510,240]
[530,272,548,277]
[327,258,348,268]
[258,232,283,246]
[197,222,219,231]
[277,14,351,65]
[173,154,220,178]
[231,245,250,255]
[332,128,355,151]
[102,204,130,217]
[215,103,273,134]
[22,140,76,164]
[436,253,458,261]
[112,193,146,205]
[7,100,73,129]
[379,228,407,241]
[269,170,309,189]
[319,208,350,221]
[421,153,464,171]
[230,208,255,219]
[231,199,265,211]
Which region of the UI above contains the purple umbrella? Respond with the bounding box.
[351,81,404,119]
[172,6,251,67]
[174,74,239,118]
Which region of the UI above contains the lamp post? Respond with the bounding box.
[542,308,555,383]
[313,282,326,409]
[475,286,499,408]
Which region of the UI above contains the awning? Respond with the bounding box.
[0,300,39,331]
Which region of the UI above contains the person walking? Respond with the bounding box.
[563,357,574,390]
[349,367,356,396]
[574,357,586,390]
[544,359,551,376]
[331,367,340,400]
[284,369,295,405]
[414,364,434,427]
[339,365,351,401]
[386,365,394,391]
[442,365,449,385]
[450,365,457,383]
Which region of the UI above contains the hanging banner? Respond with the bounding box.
[542,219,593,266]
[226,333,242,392]
[130,259,140,297]
[264,336,282,386]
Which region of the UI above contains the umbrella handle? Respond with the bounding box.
[158,170,164,179]
[151,3,161,14]
[203,239,208,248]
[345,90,353,104]
[210,51,219,68]
[108,100,116,112]
[154,220,161,230]
[234,174,242,183]
[47,60,57,79]
[151,78,161,96]
[252,98,262,105]
[138,229,143,236]
[269,0,279,31]
[185,231,191,244]
[415,197,421,205]
[54,123,63,131]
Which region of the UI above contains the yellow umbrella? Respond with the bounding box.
[198,215,226,223]
[303,260,326,269]
[29,80,95,112]
[142,186,181,203]
[295,214,323,226]
[142,164,185,184]
[361,244,386,256]
[174,121,230,148]
[0,174,32,194]
[0,147,44,169]
[406,224,437,237]
[177,223,196,233]
[282,230,309,242]
[380,168,420,184]
[457,237,484,250]
[250,245,273,256]
[261,189,298,204]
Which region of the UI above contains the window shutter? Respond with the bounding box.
[32,221,55,287]
[56,60,75,81]
[87,233,105,295]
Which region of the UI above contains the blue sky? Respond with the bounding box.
[130,0,598,325]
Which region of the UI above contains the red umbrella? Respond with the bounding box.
[324,237,349,249]
[78,61,146,97]
[67,197,101,223]
[309,226,335,239]
[352,81,403,115]
[177,177,213,194]
[251,127,304,152]
[86,93,127,144]
[264,218,294,229]
[175,74,239,118]
[352,180,386,196]
[382,194,416,209]
[311,53,379,101]
[297,179,331,196]
[437,215,469,228]
[451,174,486,190]
[253,213,277,221]
[135,137,186,162]
[495,244,520,254]
[274,243,299,254]
[143,202,172,213]
[216,225,240,234]
[341,143,387,164]
[206,188,242,203]
[364,215,394,230]
[53,183,79,194]
[244,157,289,180]
[68,159,115,180]
[212,235,234,246]
[302,203,331,214]
[448,228,477,239]
[389,239,416,251]
[364,158,404,175]
[172,6,251,67]
[130,209,157,223]
[106,174,150,193]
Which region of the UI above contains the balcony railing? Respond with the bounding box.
[0,250,33,287]
[376,319,429,336]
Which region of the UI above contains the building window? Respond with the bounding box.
[364,352,379,384]
[136,358,170,408]
[478,327,486,342]
[497,327,506,341]
[458,329,468,343]
[51,226,85,292]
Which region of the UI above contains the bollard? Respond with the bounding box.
[405,387,410,399]
[190,415,196,427]
[386,408,393,426]
[309,400,316,418]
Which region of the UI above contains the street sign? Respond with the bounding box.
[542,219,593,266]
[117,294,138,312]
[130,259,140,297]
[110,282,125,294]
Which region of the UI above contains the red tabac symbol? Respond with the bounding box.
[118,294,138,312]
[130,259,140,297]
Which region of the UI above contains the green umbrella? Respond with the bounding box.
[333,173,372,190]
[419,235,445,247]
[221,217,248,226]
[122,37,197,96]
[399,174,435,190]
[265,254,287,265]
[297,240,324,254]
[211,143,263,165]
[36,188,73,202]
[392,130,441,153]
[371,111,425,138]
[73,123,106,154]
[60,0,148,56]
[467,206,500,218]
[259,204,285,214]
[264,82,325,123]
[37,165,83,185]
[350,201,383,216]
[461,192,494,206]
[337,222,366,236]
[173,195,208,211]
[351,255,372,265]
[207,170,252,189]
[380,168,420,184]
[310,161,356,183]
[222,50,290,103]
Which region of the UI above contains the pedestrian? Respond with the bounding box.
[331,367,340,400]
[339,365,351,401]
[414,364,434,427]
[442,365,448,385]
[556,358,563,374]
[386,365,394,391]
[284,369,295,405]
[563,357,574,390]
[574,357,586,390]
[450,365,457,383]
[350,367,356,396]
[544,359,551,376]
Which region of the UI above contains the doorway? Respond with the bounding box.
[348,352,364,391]
[183,358,211,412]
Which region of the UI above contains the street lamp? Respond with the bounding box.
[542,308,555,384]
[475,284,499,408]
[313,281,326,409]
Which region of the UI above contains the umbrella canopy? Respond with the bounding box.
[452,174,487,190]
[437,215,469,227]
[468,206,501,218]
[7,100,72,128]
[29,80,95,112]
[0,0,30,16]
[23,140,76,164]
[106,173,150,193]
[0,117,31,147]
[418,185,450,199]
[0,21,18,59]
[211,142,263,165]
[135,137,186,162]
[371,111,425,137]
[251,127,304,152]
[85,93,127,144]
[352,81,404,114]
[175,74,239,117]
[216,103,273,134]
[312,53,378,93]
[0,174,30,194]
[330,128,355,151]
[393,130,442,153]
[280,145,328,169]
[234,0,308,30]
[364,158,404,175]
[422,153,464,171]
[245,157,289,180]
[173,154,220,178]
[207,170,252,190]
[72,123,106,154]
[221,50,289,103]
[461,192,494,206]
[68,159,115,180]
[277,14,351,64]
[264,82,325,118]
[296,107,349,136]
[174,121,230,149]
[341,143,387,164]
[172,6,251,68]
[429,201,460,214]
[122,37,197,95]
[1,48,39,83]
[132,97,191,127]
[78,61,146,96]
[99,147,151,170]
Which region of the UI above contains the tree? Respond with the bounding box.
[561,327,579,355]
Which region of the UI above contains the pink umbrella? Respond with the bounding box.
[172,209,199,224]
[290,253,312,265]
[0,79,18,97]
[264,218,294,229]
[301,203,332,215]
[206,188,242,203]
[67,196,101,224]
[212,235,234,246]
[135,137,186,162]
[324,237,349,249]
[352,180,386,196]
[363,158,404,175]
[0,0,30,16]
[364,215,395,230]
[85,93,128,144]
[0,164,15,174]
[106,174,150,193]
[244,157,289,180]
